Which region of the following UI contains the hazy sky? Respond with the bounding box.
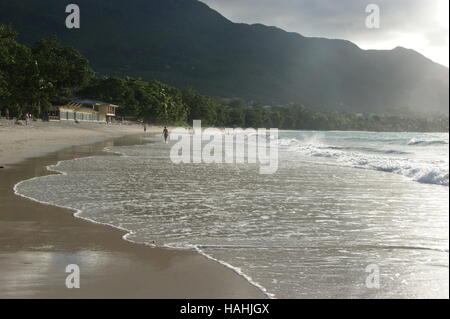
[200,0,449,67]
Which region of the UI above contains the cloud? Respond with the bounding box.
[200,0,449,66]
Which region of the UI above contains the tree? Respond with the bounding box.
[32,36,93,109]
[182,87,219,125]
[227,104,245,127]
[150,82,187,125]
[245,106,263,128]
[78,77,139,116]
[269,109,284,128]
[79,77,188,124]
[0,25,39,117]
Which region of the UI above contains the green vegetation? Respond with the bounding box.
[0,25,92,118]
[0,25,448,132]
[1,0,448,116]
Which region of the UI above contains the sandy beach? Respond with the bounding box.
[0,119,150,167]
[0,121,265,298]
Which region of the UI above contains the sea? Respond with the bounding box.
[15,130,449,298]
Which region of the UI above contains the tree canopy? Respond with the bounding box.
[0,25,447,132]
[0,25,92,118]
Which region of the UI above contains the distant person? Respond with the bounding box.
[144,123,147,132]
[4,107,9,120]
[163,126,169,143]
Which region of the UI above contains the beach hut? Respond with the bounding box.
[47,100,119,123]
[73,99,119,123]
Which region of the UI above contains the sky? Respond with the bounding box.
[200,0,449,67]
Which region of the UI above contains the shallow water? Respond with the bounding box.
[16,131,449,298]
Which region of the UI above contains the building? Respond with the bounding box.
[73,99,119,123]
[47,100,119,123]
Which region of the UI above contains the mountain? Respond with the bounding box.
[0,0,448,115]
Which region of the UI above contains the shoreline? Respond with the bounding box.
[0,131,266,298]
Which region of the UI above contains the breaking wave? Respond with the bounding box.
[407,138,449,146]
[279,136,449,186]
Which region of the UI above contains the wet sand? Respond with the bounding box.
[0,135,265,298]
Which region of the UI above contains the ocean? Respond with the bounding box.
[15,130,449,298]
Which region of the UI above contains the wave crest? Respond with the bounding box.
[279,137,449,186]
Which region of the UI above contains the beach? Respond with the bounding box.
[0,119,149,167]
[0,121,266,298]
[1,120,448,298]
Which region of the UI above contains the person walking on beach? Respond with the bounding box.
[163,126,169,143]
[144,123,147,132]
[4,107,9,120]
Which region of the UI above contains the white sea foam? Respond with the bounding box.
[13,157,274,299]
[278,133,449,186]
[13,131,450,298]
[407,138,449,146]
